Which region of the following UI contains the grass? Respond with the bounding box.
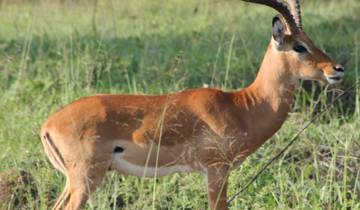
[0,0,359,209]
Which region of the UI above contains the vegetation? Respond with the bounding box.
[0,0,359,209]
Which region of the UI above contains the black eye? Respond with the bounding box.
[293,44,308,53]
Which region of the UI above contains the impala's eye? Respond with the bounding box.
[293,44,308,53]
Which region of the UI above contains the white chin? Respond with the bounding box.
[325,72,344,85]
[326,77,342,85]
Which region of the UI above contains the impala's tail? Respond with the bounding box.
[40,131,67,175]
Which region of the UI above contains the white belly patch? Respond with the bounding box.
[110,152,192,177]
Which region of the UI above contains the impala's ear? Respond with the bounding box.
[272,15,286,48]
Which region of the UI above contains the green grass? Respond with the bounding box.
[0,0,359,209]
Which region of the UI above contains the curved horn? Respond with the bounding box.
[242,0,300,34]
[286,0,302,29]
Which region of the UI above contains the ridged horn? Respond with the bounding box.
[286,0,302,30]
[242,0,301,34]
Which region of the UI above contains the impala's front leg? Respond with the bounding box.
[206,165,230,210]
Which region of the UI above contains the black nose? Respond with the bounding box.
[333,65,344,72]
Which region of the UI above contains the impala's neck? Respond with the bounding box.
[250,42,298,110]
[233,42,298,149]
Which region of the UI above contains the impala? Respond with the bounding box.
[40,0,344,209]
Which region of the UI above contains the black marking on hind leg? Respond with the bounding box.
[43,131,66,171]
[114,146,124,153]
[45,132,51,140]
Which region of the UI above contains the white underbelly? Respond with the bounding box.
[110,152,193,177]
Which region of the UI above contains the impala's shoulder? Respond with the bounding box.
[177,88,232,107]
[179,87,222,96]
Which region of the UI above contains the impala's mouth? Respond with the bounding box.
[325,72,344,84]
[329,76,342,81]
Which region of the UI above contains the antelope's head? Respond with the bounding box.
[245,0,344,84]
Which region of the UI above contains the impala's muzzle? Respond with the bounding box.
[325,64,345,84]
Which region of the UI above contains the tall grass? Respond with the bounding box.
[0,0,359,209]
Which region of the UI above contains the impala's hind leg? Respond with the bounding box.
[41,132,112,210]
[59,160,109,210]
[52,179,70,210]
